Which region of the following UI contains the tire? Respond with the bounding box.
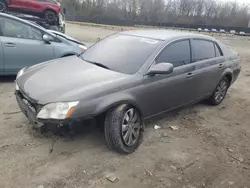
[44,10,57,24]
[0,0,7,13]
[209,77,230,105]
[104,104,144,154]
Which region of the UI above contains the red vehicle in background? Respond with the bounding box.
[0,0,61,24]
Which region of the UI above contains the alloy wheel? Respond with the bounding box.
[214,79,228,103]
[45,11,56,22]
[121,108,141,147]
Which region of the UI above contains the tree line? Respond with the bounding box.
[59,0,250,28]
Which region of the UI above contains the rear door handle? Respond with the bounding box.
[218,64,224,68]
[186,72,194,78]
[3,42,16,47]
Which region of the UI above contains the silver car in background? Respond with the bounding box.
[16,30,241,154]
[0,13,86,75]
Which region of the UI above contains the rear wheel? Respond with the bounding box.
[0,1,7,12]
[44,10,57,24]
[209,77,230,105]
[104,104,144,154]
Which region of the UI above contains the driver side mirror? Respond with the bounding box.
[43,34,51,44]
[147,63,174,76]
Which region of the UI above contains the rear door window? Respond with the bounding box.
[192,39,216,62]
[155,40,191,67]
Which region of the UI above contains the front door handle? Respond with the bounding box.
[218,64,224,68]
[3,42,16,47]
[186,72,194,79]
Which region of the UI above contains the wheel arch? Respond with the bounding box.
[219,68,233,85]
[43,8,57,14]
[224,73,232,85]
[96,100,144,119]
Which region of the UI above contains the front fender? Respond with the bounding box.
[70,93,142,119]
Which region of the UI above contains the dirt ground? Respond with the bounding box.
[0,23,249,188]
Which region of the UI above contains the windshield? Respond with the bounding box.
[81,34,161,74]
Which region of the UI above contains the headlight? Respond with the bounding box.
[16,67,26,79]
[15,82,19,90]
[78,44,87,52]
[37,101,79,120]
[15,67,26,90]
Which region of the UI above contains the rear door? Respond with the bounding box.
[141,39,200,117]
[0,16,54,74]
[190,39,225,98]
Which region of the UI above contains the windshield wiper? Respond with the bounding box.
[82,59,110,70]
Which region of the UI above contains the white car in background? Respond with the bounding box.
[239,31,246,36]
[230,30,236,34]
[211,28,218,33]
[204,28,209,32]
[197,28,203,32]
[220,29,226,33]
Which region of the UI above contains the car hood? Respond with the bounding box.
[17,56,129,104]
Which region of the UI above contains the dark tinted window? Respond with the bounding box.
[214,43,223,57]
[192,40,215,62]
[81,34,161,74]
[155,40,191,67]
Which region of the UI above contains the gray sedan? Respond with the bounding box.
[15,30,241,154]
[0,13,87,75]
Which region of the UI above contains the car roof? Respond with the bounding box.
[121,29,214,41]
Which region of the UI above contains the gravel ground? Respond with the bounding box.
[0,23,249,188]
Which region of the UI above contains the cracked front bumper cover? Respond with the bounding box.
[15,91,65,132]
[15,91,90,133]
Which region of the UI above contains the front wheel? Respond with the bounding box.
[104,104,144,154]
[0,1,7,12]
[209,77,230,105]
[44,10,57,24]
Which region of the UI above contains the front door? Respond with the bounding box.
[139,39,199,117]
[0,16,54,74]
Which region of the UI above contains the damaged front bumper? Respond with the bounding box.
[15,90,81,133]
